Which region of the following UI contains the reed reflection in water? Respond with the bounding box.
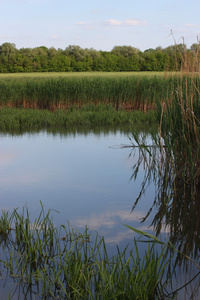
[127,130,200,299]
[0,128,165,299]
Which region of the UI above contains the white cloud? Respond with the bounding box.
[185,23,200,28]
[104,229,135,244]
[70,209,147,245]
[105,19,122,26]
[0,35,9,39]
[104,19,147,27]
[50,35,59,40]
[125,19,147,26]
[71,210,146,230]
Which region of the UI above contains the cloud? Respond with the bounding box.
[0,35,9,39]
[125,19,147,26]
[184,23,200,28]
[104,19,147,27]
[105,19,122,26]
[104,229,136,244]
[76,18,147,31]
[50,35,59,40]
[70,209,148,244]
[71,209,146,230]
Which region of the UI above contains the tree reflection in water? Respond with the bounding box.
[127,130,200,299]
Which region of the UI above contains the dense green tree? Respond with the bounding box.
[141,51,157,71]
[65,45,87,62]
[0,42,197,73]
[111,46,139,57]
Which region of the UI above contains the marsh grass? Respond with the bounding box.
[122,39,200,297]
[0,73,180,110]
[156,41,200,185]
[0,202,173,299]
[0,105,157,131]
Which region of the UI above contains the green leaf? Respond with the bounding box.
[123,224,165,245]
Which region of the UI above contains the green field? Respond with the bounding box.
[0,71,171,79]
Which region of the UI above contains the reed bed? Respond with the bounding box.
[0,202,172,299]
[156,74,200,185]
[0,73,179,110]
[0,105,157,131]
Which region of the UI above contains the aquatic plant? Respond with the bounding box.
[128,128,200,265]
[124,224,200,299]
[0,202,172,299]
[0,105,157,132]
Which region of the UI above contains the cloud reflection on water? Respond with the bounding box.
[71,209,153,244]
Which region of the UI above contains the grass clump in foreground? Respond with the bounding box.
[0,104,157,131]
[0,202,172,299]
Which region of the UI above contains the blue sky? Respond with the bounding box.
[0,0,200,51]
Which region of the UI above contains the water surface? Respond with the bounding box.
[0,128,199,299]
[0,129,156,246]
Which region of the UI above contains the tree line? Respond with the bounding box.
[0,42,199,73]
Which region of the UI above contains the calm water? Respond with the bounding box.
[0,128,200,299]
[0,129,156,246]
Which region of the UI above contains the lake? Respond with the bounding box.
[0,127,200,299]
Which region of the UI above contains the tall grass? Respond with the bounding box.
[124,40,200,292]
[0,73,181,110]
[0,202,172,299]
[127,129,200,263]
[156,43,200,185]
[124,128,200,298]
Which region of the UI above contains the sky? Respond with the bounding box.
[0,0,200,52]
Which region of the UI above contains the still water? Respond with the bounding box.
[0,129,156,246]
[0,127,200,299]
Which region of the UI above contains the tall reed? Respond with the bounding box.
[0,73,180,110]
[124,129,200,298]
[156,41,200,185]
